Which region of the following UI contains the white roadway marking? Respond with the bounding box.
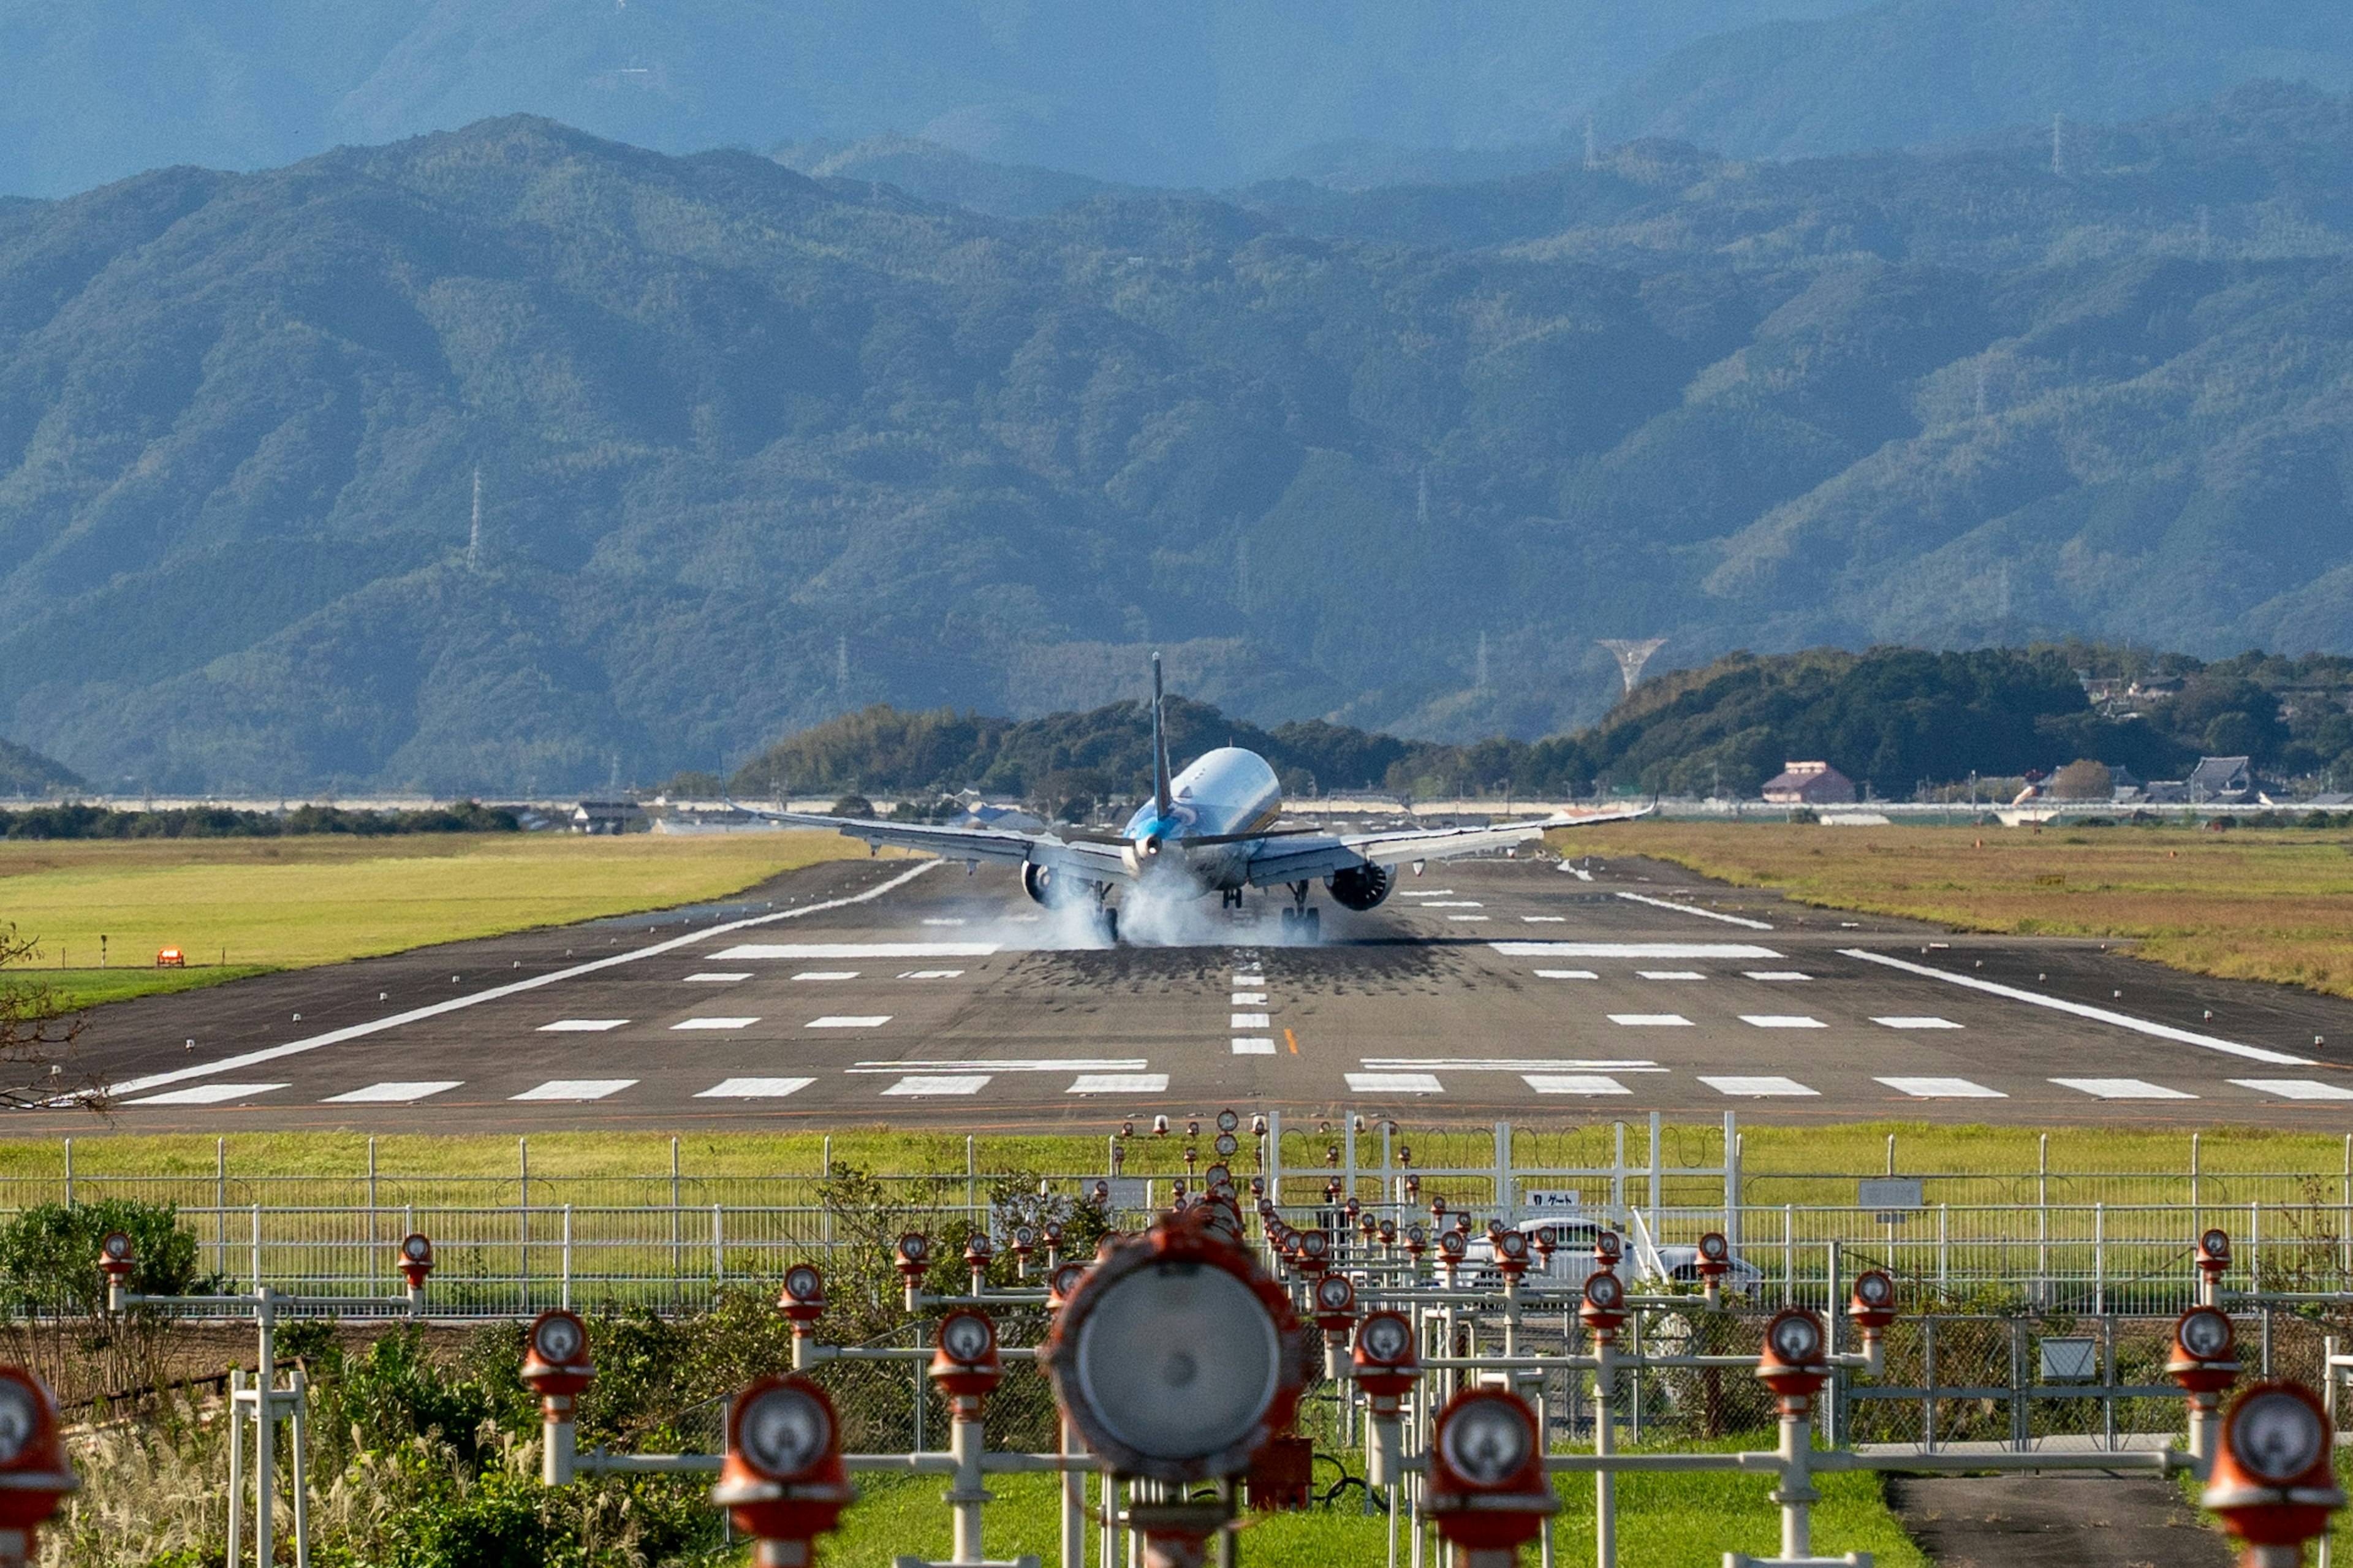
[1358,1057,1665,1072]
[1232,1038,1276,1055]
[2052,1077,2195,1100]
[321,1080,463,1104]
[1877,1076,2005,1099]
[540,1018,628,1032]
[882,1075,990,1096]
[1232,992,1268,1005]
[1874,1016,1961,1030]
[1745,971,1810,982]
[674,1017,760,1030]
[127,1081,290,1106]
[1495,942,1781,960]
[715,941,997,959]
[512,1079,637,1102]
[1740,1015,1826,1029]
[91,860,941,1101]
[1638,969,1705,980]
[1232,1012,1271,1028]
[684,972,751,983]
[1524,1074,1629,1095]
[1608,1014,1692,1027]
[697,1077,815,1099]
[2232,1078,2353,1101]
[1840,948,2315,1066]
[1069,1073,1170,1094]
[1613,890,1774,930]
[1346,1072,1444,1094]
[1702,1075,1817,1097]
[844,1058,1149,1074]
[806,1016,890,1029]
[1533,969,1597,980]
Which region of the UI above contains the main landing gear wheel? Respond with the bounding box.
[1279,907,1319,936]
[1099,906,1120,944]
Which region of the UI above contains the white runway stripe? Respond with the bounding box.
[1614,890,1773,930]
[714,941,998,960]
[900,969,965,979]
[322,1081,462,1104]
[881,1075,990,1096]
[1345,1072,1444,1094]
[1842,948,2314,1065]
[539,1018,628,1032]
[684,972,751,983]
[1232,1038,1276,1055]
[1231,972,1266,986]
[1360,1057,1664,1072]
[1496,942,1781,960]
[1533,969,1597,979]
[1876,1077,2005,1099]
[128,1082,289,1106]
[1069,1073,1169,1094]
[794,971,858,980]
[1701,1075,1817,1097]
[1232,992,1268,1005]
[1639,970,1705,980]
[90,860,939,1102]
[1744,971,1810,982]
[1523,1074,1631,1095]
[512,1079,636,1102]
[807,1016,891,1029]
[1422,901,1482,908]
[1522,916,1567,923]
[697,1077,815,1099]
[1447,915,1491,922]
[846,1058,1146,1074]
[2230,1078,2353,1100]
[2052,1077,2196,1100]
[1740,1015,1826,1029]
[1608,1013,1692,1027]
[674,1017,759,1030]
[1232,1012,1271,1028]
[1873,1017,1961,1030]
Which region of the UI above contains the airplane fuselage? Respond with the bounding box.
[1117,746,1283,892]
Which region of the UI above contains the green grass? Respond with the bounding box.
[816,1438,1926,1568]
[0,830,870,984]
[6,964,273,1012]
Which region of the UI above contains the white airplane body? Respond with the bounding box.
[749,658,1647,939]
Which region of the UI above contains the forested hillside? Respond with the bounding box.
[10,90,2353,792]
[0,735,79,796]
[733,644,2353,803]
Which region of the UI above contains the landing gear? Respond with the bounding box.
[1278,881,1319,938]
[1101,906,1120,944]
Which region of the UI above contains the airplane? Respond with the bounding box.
[739,657,1649,941]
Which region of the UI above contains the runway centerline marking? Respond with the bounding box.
[540,1019,628,1032]
[881,1075,990,1096]
[512,1079,636,1102]
[1360,1057,1666,1073]
[1841,948,2315,1065]
[1614,891,1774,930]
[1495,942,1781,960]
[715,940,998,960]
[1069,1073,1169,1094]
[1346,1072,1443,1094]
[2052,1077,2196,1100]
[844,1058,1148,1074]
[2231,1079,2353,1100]
[684,972,751,983]
[1638,969,1705,980]
[1701,1075,1817,1097]
[1744,971,1811,982]
[1232,992,1268,1005]
[806,1016,891,1029]
[794,971,859,980]
[1873,1016,1961,1030]
[1533,969,1597,980]
[322,1081,462,1104]
[127,1082,290,1106]
[1525,1074,1629,1095]
[1740,1015,1826,1029]
[1877,1077,2005,1099]
[1608,1014,1692,1027]
[1233,1012,1270,1028]
[697,1077,814,1099]
[674,1017,760,1030]
[88,860,939,1101]
[1232,1037,1275,1055]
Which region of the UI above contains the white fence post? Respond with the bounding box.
[562,1203,574,1310]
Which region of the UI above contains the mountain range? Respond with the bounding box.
[10,80,2353,790]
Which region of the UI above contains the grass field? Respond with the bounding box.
[0,831,866,1010]
[1566,819,2353,999]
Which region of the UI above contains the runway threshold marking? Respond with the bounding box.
[1876,1076,2005,1099]
[86,860,940,1102]
[512,1079,637,1102]
[2232,1078,2353,1100]
[1840,949,2316,1066]
[1700,1075,1817,1097]
[322,1080,463,1104]
[2052,1077,2196,1100]
[1525,1074,1630,1095]
[127,1081,290,1106]
[1614,891,1775,931]
[697,1077,815,1099]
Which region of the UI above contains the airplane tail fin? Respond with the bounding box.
[1151,653,1173,822]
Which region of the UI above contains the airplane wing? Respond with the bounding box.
[1243,805,1651,887]
[734,806,1135,884]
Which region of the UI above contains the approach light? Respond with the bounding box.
[710,1376,854,1559]
[397,1233,434,1292]
[778,1263,826,1326]
[1579,1269,1627,1336]
[97,1232,135,1308]
[1496,1229,1530,1279]
[931,1308,1003,1403]
[1214,1132,1238,1158]
[2203,1382,2346,1559]
[895,1232,931,1279]
[1427,1390,1556,1556]
[0,1367,75,1555]
[1048,1262,1089,1308]
[1756,1309,1831,1403]
[2169,1306,2241,1394]
[1041,1213,1308,1486]
[1217,1108,1240,1134]
[1012,1225,1037,1259]
[1847,1269,1898,1332]
[1313,1273,1357,1331]
[1594,1230,1623,1267]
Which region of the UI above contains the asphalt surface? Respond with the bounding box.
[1885,1472,2231,1568]
[29,849,2353,1133]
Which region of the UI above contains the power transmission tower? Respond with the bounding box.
[1597,637,1667,695]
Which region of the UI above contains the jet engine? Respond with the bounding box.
[1324,862,1395,911]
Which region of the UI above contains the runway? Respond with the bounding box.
[29,849,2353,1132]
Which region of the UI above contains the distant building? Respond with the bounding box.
[1760,760,1857,806]
[571,799,643,834]
[952,802,1047,832]
[2141,756,2257,806]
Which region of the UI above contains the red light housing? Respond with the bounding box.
[1353,1310,1420,1404]
[396,1232,434,1290]
[2202,1382,2345,1553]
[1756,1309,1830,1402]
[930,1308,1004,1401]
[2167,1306,2241,1395]
[521,1309,594,1404]
[0,1367,76,1543]
[710,1376,855,1552]
[1579,1269,1627,1336]
[1847,1269,1897,1331]
[1427,1389,1557,1552]
[778,1263,825,1325]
